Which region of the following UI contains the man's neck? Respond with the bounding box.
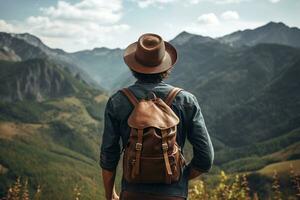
[135,80,164,84]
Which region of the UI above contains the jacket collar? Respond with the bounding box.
[135,80,166,85]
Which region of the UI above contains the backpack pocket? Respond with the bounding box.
[123,146,182,184]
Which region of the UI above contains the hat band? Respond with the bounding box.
[134,52,165,67]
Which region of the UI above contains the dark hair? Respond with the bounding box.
[131,68,172,83]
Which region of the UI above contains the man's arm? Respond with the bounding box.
[100,97,121,199]
[188,167,202,180]
[186,94,214,179]
[102,169,119,200]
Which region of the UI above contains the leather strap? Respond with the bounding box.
[121,88,139,106]
[161,129,172,184]
[165,88,183,106]
[133,129,143,177]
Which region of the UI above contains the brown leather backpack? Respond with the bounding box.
[121,87,185,184]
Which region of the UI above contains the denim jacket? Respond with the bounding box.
[100,81,214,198]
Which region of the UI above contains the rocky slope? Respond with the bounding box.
[0,47,21,61]
[0,59,92,102]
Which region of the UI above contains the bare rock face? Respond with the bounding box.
[0,47,21,61]
[0,59,77,102]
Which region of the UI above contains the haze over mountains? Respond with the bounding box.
[0,21,299,199]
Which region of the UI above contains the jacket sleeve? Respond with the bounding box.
[100,97,121,171]
[186,95,214,172]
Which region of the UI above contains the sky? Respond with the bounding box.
[0,0,299,52]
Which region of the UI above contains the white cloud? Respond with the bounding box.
[197,13,220,25]
[214,0,242,3]
[221,11,240,20]
[187,0,245,4]
[41,0,122,24]
[132,0,177,8]
[189,11,263,38]
[186,19,264,38]
[133,0,245,7]
[269,0,280,3]
[0,20,16,33]
[0,0,130,52]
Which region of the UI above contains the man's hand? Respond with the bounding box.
[188,167,202,180]
[102,169,119,200]
[111,188,119,200]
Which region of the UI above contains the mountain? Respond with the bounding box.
[0,32,100,88]
[76,22,300,91]
[0,59,89,102]
[167,36,300,147]
[171,31,215,46]
[0,58,109,199]
[218,22,300,48]
[212,45,300,146]
[71,47,128,89]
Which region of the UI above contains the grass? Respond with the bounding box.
[215,128,300,166]
[2,168,299,200]
[189,168,300,200]
[0,132,104,200]
[258,160,300,176]
[0,92,106,199]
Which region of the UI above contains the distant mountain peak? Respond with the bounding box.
[11,32,44,48]
[93,47,111,52]
[177,31,193,37]
[218,21,300,48]
[171,31,214,45]
[258,21,290,32]
[265,21,288,27]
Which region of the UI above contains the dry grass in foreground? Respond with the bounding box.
[1,166,299,200]
[189,165,300,200]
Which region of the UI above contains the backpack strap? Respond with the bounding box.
[162,129,173,184]
[165,87,183,106]
[133,129,143,177]
[121,88,139,106]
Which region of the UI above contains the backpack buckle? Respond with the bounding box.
[162,143,168,152]
[135,143,142,151]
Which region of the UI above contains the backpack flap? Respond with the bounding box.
[128,98,179,130]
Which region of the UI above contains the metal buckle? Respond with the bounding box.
[135,143,142,151]
[162,143,168,151]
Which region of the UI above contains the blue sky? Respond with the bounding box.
[0,0,298,52]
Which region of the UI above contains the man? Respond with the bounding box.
[100,33,214,200]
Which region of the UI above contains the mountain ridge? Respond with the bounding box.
[2,21,299,90]
[218,21,300,47]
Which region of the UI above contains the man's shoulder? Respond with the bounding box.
[175,89,197,106]
[108,83,198,107]
[108,89,128,106]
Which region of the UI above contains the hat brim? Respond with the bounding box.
[123,41,177,74]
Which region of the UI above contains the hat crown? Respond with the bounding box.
[135,34,166,67]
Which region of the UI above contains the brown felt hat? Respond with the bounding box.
[123,33,177,74]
